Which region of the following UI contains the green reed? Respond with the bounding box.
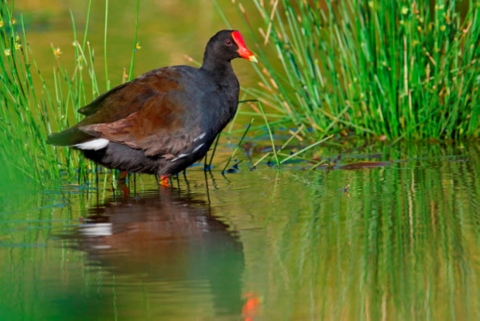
[0,0,140,185]
[233,0,479,140]
[0,3,55,183]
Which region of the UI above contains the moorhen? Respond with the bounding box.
[47,30,257,183]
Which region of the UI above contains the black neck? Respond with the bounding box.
[200,53,235,81]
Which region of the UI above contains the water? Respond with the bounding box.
[1,142,480,320]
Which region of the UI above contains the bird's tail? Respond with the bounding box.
[46,127,95,146]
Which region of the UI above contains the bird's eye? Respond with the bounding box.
[225,39,233,46]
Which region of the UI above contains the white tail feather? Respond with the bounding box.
[74,138,109,150]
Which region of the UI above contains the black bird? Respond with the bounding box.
[47,30,257,184]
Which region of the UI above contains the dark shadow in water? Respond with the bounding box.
[67,186,245,318]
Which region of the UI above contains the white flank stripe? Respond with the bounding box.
[193,132,207,142]
[171,153,189,162]
[74,138,110,150]
[193,143,204,153]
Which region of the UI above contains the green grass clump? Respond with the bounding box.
[0,2,92,183]
[0,2,58,183]
[235,0,479,140]
[0,0,140,185]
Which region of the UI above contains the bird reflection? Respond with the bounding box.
[73,187,245,318]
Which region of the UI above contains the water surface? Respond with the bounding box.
[1,142,480,320]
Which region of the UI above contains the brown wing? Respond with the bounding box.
[77,67,206,157]
[77,67,182,124]
[78,83,129,116]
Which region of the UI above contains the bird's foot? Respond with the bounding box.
[159,175,170,187]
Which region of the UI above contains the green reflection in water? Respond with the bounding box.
[234,142,480,320]
[0,143,480,320]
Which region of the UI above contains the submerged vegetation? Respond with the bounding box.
[234,0,479,140]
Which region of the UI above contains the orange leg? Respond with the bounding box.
[118,170,128,182]
[121,184,130,197]
[159,175,170,187]
[118,171,130,196]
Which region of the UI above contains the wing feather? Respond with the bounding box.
[77,67,205,157]
[49,66,212,157]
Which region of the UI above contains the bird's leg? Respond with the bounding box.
[121,184,130,197]
[118,171,130,197]
[118,171,128,183]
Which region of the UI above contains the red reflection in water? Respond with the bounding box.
[242,292,261,321]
